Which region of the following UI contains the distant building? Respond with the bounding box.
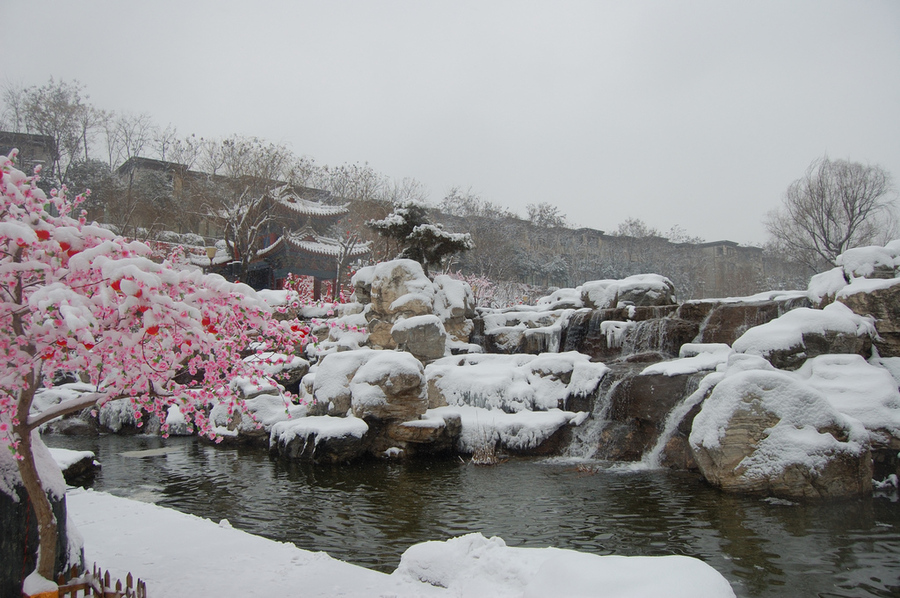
[0,131,56,175]
[114,157,370,294]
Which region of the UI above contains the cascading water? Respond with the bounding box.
[641,370,719,468]
[562,363,645,460]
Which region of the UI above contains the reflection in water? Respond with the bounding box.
[48,435,900,598]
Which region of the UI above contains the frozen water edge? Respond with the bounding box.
[65,488,736,598]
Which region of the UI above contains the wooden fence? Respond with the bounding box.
[46,563,147,598]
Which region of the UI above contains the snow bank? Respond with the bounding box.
[66,490,735,598]
[807,267,850,304]
[66,488,442,598]
[684,290,808,305]
[536,287,584,309]
[210,393,307,436]
[427,406,585,453]
[808,241,900,303]
[425,352,607,412]
[394,533,735,598]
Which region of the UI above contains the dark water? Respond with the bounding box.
[48,434,900,598]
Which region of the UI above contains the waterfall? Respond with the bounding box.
[621,319,669,355]
[562,363,644,460]
[641,371,722,468]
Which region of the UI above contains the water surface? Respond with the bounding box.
[48,434,900,598]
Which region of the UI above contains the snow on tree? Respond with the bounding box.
[0,151,309,586]
[367,201,473,276]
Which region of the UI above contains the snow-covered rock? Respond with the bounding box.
[365,259,434,349]
[425,352,607,413]
[732,302,875,369]
[391,315,448,361]
[210,393,306,443]
[349,351,428,421]
[432,274,475,343]
[580,274,677,310]
[351,260,475,353]
[49,448,99,486]
[837,277,900,357]
[269,415,370,463]
[427,406,586,455]
[689,364,872,499]
[794,354,900,448]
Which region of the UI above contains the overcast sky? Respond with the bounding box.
[2,0,898,245]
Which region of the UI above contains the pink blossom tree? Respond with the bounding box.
[0,151,308,585]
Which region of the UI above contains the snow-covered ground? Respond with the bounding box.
[66,489,736,598]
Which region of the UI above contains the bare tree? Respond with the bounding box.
[21,78,93,181]
[200,136,297,283]
[1,79,27,131]
[527,202,568,228]
[766,156,897,272]
[113,112,157,165]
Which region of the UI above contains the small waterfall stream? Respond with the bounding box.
[562,363,645,460]
[641,371,720,468]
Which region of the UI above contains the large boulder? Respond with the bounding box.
[310,350,376,417]
[837,278,900,357]
[689,367,872,499]
[349,351,428,422]
[391,315,448,362]
[794,354,900,480]
[364,260,434,349]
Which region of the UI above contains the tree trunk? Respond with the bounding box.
[14,422,58,582]
[13,358,58,583]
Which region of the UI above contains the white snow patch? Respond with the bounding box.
[394,533,735,598]
[65,490,735,598]
[641,344,733,377]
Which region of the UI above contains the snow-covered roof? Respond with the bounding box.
[273,186,348,218]
[284,231,371,258]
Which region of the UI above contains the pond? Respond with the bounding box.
[47,434,900,598]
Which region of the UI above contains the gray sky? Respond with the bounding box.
[2,0,898,245]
